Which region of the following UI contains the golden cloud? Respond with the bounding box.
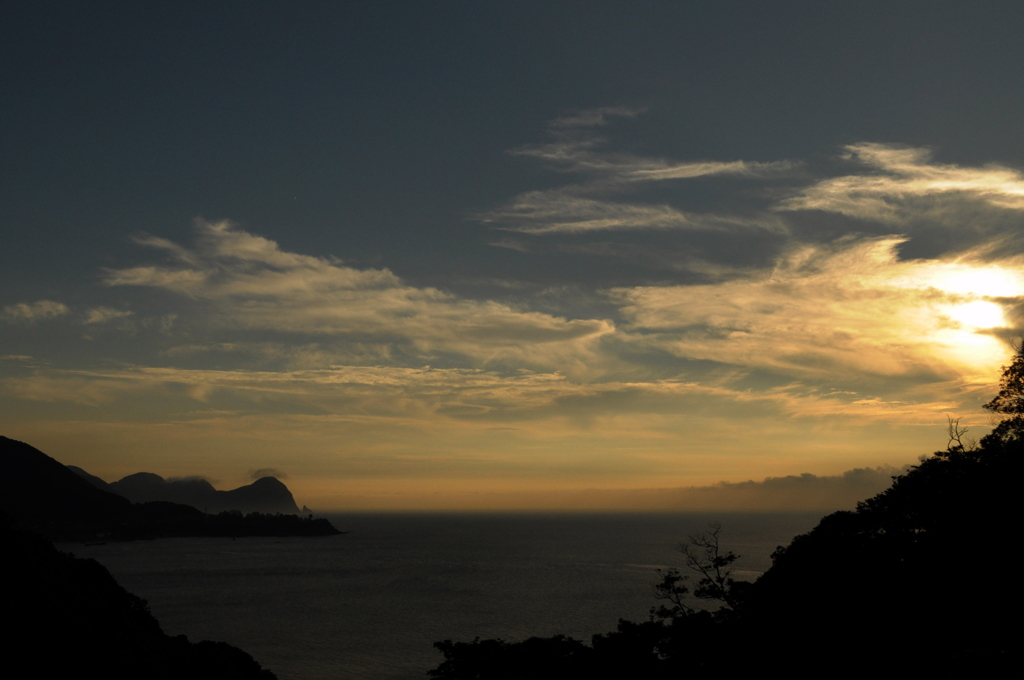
[779,142,1024,222]
[612,236,1023,384]
[104,221,614,374]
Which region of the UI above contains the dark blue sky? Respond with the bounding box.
[5,2,1023,292]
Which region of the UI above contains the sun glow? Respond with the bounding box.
[948,300,1006,330]
[919,263,1024,297]
[886,259,1020,378]
[932,297,1010,377]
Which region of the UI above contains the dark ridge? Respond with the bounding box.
[0,436,340,541]
[96,469,302,515]
[1,436,134,540]
[224,476,301,514]
[66,464,112,491]
[4,519,277,679]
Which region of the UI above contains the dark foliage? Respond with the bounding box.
[431,636,591,680]
[982,338,1024,416]
[651,522,741,621]
[430,346,1024,677]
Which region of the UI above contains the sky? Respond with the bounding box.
[3,2,1024,510]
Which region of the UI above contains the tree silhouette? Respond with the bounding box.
[431,344,1023,678]
[942,415,976,456]
[983,338,1024,415]
[651,522,739,620]
[981,339,1024,449]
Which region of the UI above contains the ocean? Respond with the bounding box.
[64,512,822,679]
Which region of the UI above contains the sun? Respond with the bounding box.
[922,263,1024,297]
[949,300,1006,330]
[899,261,1023,377]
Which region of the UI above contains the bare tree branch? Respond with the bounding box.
[944,415,977,456]
[651,522,740,621]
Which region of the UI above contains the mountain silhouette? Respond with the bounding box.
[1,436,339,541]
[79,470,304,515]
[2,435,348,678]
[65,464,112,490]
[2,436,138,540]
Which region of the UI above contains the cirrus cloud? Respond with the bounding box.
[480,108,796,235]
[2,300,69,323]
[612,236,1024,385]
[779,142,1024,224]
[105,220,615,374]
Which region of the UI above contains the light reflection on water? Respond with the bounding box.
[64,512,820,680]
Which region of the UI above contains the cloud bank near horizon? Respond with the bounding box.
[302,464,912,512]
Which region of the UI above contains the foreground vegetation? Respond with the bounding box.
[431,348,1024,677]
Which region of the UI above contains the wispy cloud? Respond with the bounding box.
[512,143,796,182]
[1,362,966,426]
[249,467,287,480]
[478,189,788,234]
[546,106,645,129]
[105,221,615,373]
[779,143,1024,223]
[488,237,531,253]
[481,108,795,235]
[612,236,1024,385]
[480,191,704,233]
[79,219,1021,421]
[84,307,132,324]
[1,300,69,322]
[515,107,795,181]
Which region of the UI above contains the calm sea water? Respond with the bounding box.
[65,512,821,680]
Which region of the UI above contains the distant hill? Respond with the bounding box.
[1,436,340,541]
[70,469,303,515]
